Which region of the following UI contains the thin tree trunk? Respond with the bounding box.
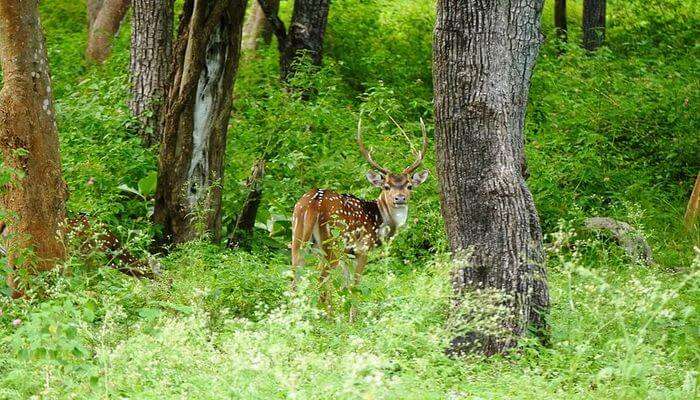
[154,0,247,246]
[227,159,265,249]
[684,173,700,230]
[554,0,567,43]
[0,0,68,297]
[260,0,278,44]
[242,0,265,51]
[129,0,174,147]
[87,0,104,30]
[85,0,131,64]
[582,0,605,51]
[243,0,278,50]
[433,0,550,356]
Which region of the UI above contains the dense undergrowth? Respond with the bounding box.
[0,0,698,398]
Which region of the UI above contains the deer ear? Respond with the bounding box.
[365,171,384,187]
[411,170,430,186]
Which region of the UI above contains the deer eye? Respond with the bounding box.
[407,184,414,190]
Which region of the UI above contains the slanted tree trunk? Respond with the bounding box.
[554,0,567,42]
[242,0,264,51]
[582,0,605,51]
[685,173,700,230]
[154,0,247,246]
[129,0,174,146]
[85,0,131,64]
[258,0,329,81]
[0,0,68,297]
[259,0,278,44]
[242,0,278,51]
[227,159,265,249]
[433,0,550,356]
[87,0,104,30]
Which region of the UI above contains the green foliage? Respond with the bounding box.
[0,0,697,398]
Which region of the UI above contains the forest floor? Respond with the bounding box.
[0,0,698,399]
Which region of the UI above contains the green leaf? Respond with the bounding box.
[138,171,158,196]
[117,184,145,200]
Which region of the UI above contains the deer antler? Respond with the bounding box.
[403,118,428,174]
[357,117,390,175]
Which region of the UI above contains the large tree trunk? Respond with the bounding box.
[129,0,174,147]
[433,0,550,355]
[85,0,131,64]
[0,0,67,297]
[154,0,247,246]
[582,0,605,51]
[257,0,329,81]
[554,0,567,43]
[280,0,330,80]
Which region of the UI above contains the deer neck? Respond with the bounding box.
[376,193,408,241]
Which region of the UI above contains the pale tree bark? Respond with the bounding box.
[582,0,605,51]
[129,0,174,146]
[258,0,329,81]
[554,0,567,43]
[0,0,67,297]
[685,173,700,230]
[85,0,131,64]
[242,0,264,51]
[87,0,104,30]
[433,0,550,356]
[154,0,247,246]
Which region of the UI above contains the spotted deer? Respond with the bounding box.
[291,118,430,310]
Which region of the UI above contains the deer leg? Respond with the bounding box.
[290,210,315,290]
[318,223,339,314]
[349,252,367,323]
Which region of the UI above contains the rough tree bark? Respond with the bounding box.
[0,0,67,296]
[554,0,567,43]
[258,0,330,81]
[129,0,174,146]
[85,0,131,64]
[582,0,605,51]
[154,0,247,246]
[433,0,550,355]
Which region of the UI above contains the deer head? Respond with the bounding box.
[357,118,430,211]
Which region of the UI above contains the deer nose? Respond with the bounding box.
[394,194,406,204]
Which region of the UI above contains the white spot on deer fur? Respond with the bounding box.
[187,25,226,206]
[42,99,49,111]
